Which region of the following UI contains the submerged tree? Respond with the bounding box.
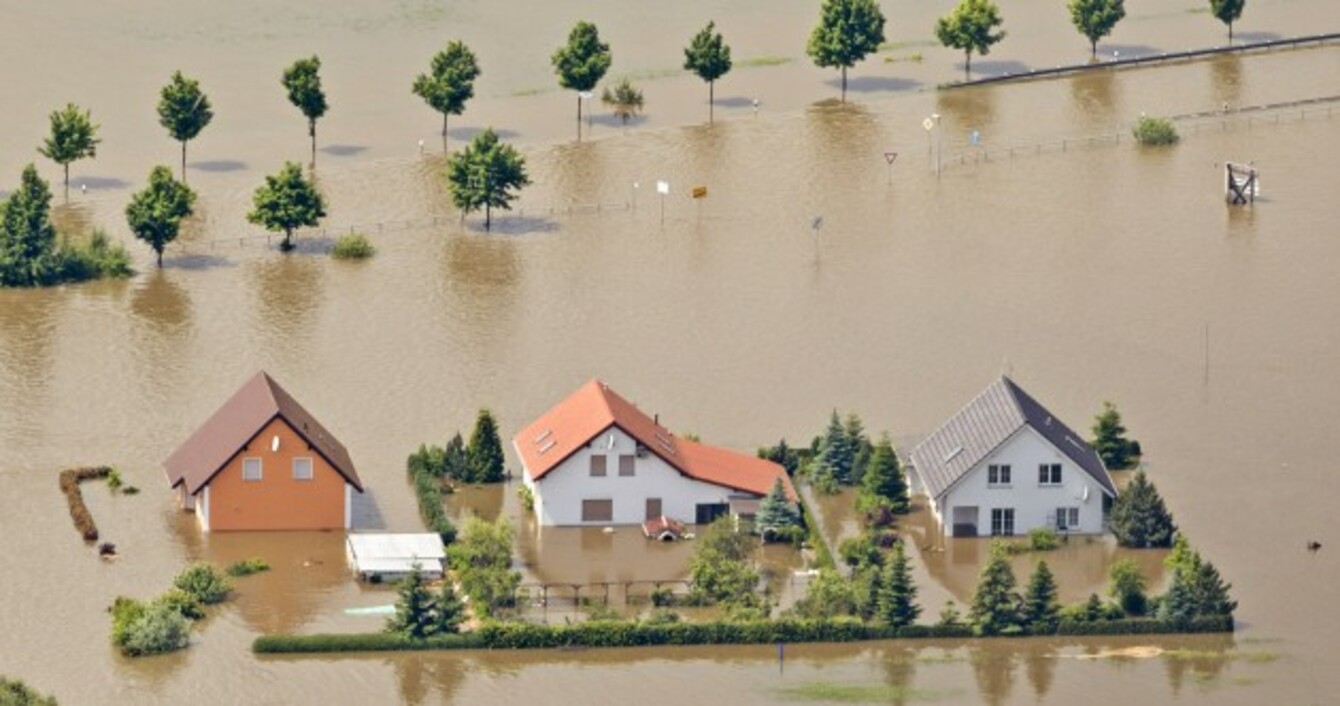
[444,432,469,480]
[755,477,800,537]
[1091,401,1141,469]
[859,435,910,518]
[1021,560,1060,630]
[281,56,329,165]
[876,542,920,628]
[1068,0,1126,58]
[246,162,327,251]
[551,21,612,140]
[1209,0,1247,42]
[0,165,59,287]
[600,77,645,126]
[806,0,886,102]
[468,408,505,483]
[412,41,482,148]
[38,103,100,193]
[157,71,214,181]
[1109,471,1176,548]
[969,540,1021,635]
[125,165,196,267]
[683,21,732,123]
[444,128,530,231]
[935,0,1006,81]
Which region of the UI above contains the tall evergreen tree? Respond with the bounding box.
[860,436,910,515]
[125,165,196,267]
[1158,568,1195,625]
[1185,554,1237,618]
[1021,560,1060,631]
[1209,0,1247,42]
[0,165,59,287]
[1109,471,1176,548]
[386,564,439,639]
[876,542,921,628]
[759,439,802,476]
[969,541,1021,635]
[412,41,482,148]
[157,71,214,181]
[246,161,327,251]
[281,56,329,165]
[806,0,887,102]
[935,0,1006,80]
[1091,401,1141,469]
[468,408,505,483]
[38,103,101,192]
[444,432,469,481]
[813,410,854,488]
[444,128,530,231]
[1068,0,1126,58]
[844,413,871,484]
[551,21,612,140]
[683,21,733,123]
[433,579,466,635]
[755,477,799,536]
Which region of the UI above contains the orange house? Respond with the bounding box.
[164,372,364,532]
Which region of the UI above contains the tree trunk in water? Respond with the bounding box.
[442,113,449,153]
[709,81,715,123]
[156,247,163,268]
[1091,39,1097,59]
[283,229,293,252]
[1228,22,1234,44]
[576,94,582,142]
[485,203,492,231]
[64,163,70,192]
[841,66,847,102]
[310,119,317,167]
[181,141,188,183]
[965,51,972,81]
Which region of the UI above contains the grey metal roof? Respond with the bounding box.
[909,377,1118,500]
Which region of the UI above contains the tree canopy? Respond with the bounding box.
[0,165,58,286]
[246,162,327,251]
[858,435,910,519]
[969,540,1021,635]
[684,21,732,122]
[1109,471,1176,548]
[601,78,645,126]
[1209,0,1247,41]
[1091,401,1141,469]
[755,477,800,537]
[935,0,1006,80]
[282,56,328,163]
[467,408,505,483]
[806,0,886,102]
[552,21,612,138]
[1068,0,1126,57]
[125,165,196,267]
[876,542,920,628]
[157,71,214,180]
[444,128,530,231]
[1021,560,1060,630]
[38,103,100,190]
[413,41,482,143]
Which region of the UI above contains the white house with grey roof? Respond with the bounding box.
[909,377,1118,539]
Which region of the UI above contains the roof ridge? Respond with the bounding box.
[915,377,1024,454]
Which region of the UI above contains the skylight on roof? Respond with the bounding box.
[534,429,553,445]
[537,439,556,454]
[943,446,963,462]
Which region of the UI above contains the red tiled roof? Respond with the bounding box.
[163,372,363,494]
[514,380,796,501]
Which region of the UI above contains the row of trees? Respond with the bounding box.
[411,409,507,486]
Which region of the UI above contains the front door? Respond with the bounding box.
[695,503,729,525]
[646,498,662,520]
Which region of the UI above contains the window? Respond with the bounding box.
[293,457,313,481]
[1038,463,1062,485]
[1056,507,1080,531]
[991,508,1015,536]
[646,498,662,520]
[618,454,635,477]
[987,464,1011,486]
[589,455,607,477]
[582,499,613,522]
[243,458,262,482]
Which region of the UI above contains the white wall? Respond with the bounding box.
[521,426,756,526]
[932,426,1109,537]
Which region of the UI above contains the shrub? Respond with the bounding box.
[585,604,626,622]
[762,525,805,546]
[406,445,456,543]
[155,589,205,621]
[58,466,111,541]
[448,517,521,616]
[650,586,675,607]
[0,677,58,706]
[331,232,375,259]
[1110,471,1176,548]
[1108,559,1148,616]
[1029,527,1061,551]
[643,609,682,625]
[173,563,232,605]
[225,558,271,577]
[109,597,146,651]
[517,484,534,512]
[114,600,190,657]
[1132,116,1178,146]
[689,518,761,605]
[254,632,481,654]
[54,230,134,282]
[121,486,140,495]
[106,467,124,493]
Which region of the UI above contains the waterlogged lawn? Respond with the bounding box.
[776,682,954,703]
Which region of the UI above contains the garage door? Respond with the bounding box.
[582,499,613,522]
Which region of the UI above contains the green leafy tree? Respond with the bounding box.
[1107,559,1148,616]
[969,540,1021,635]
[447,516,521,616]
[1164,533,1196,574]
[1021,560,1060,630]
[807,0,886,102]
[412,41,482,147]
[125,165,196,267]
[157,71,214,181]
[812,410,854,489]
[120,601,191,657]
[689,517,760,604]
[683,21,732,122]
[38,103,100,193]
[1109,471,1177,548]
[0,165,59,287]
[173,563,232,604]
[468,408,506,483]
[551,21,612,139]
[791,568,857,619]
[935,0,1006,80]
[0,677,58,706]
[282,56,329,165]
[386,564,439,639]
[1068,0,1126,58]
[600,77,644,126]
[755,477,799,537]
[444,432,469,480]
[1091,401,1141,469]
[444,128,530,231]
[1209,0,1247,42]
[859,436,910,518]
[247,161,327,251]
[876,542,920,628]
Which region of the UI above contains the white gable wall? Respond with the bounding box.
[932,426,1108,537]
[521,426,754,526]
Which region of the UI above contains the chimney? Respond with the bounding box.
[654,413,659,426]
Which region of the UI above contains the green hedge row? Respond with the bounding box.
[254,615,1230,654]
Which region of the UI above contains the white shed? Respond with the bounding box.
[346,533,446,582]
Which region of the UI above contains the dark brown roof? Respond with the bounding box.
[164,372,362,494]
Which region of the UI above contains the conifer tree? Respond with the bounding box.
[845,413,871,484]
[1083,593,1106,621]
[444,432,469,481]
[1158,569,1195,625]
[1185,555,1237,618]
[969,540,1021,635]
[1091,401,1141,469]
[386,564,439,639]
[1109,471,1176,548]
[468,408,505,483]
[433,580,466,635]
[813,410,854,488]
[755,477,799,536]
[1021,560,1060,630]
[860,435,910,515]
[876,542,921,628]
[0,165,59,287]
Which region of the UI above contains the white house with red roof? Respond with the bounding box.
[514,380,797,527]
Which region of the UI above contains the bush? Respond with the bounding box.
[155,589,205,621]
[225,558,271,577]
[761,525,805,546]
[58,466,111,541]
[115,600,190,657]
[643,609,681,625]
[106,468,124,493]
[0,677,58,706]
[517,484,534,512]
[1028,527,1061,552]
[254,632,481,654]
[406,446,457,543]
[173,563,232,605]
[650,586,676,607]
[331,233,375,260]
[1132,116,1179,146]
[54,230,133,282]
[585,604,626,623]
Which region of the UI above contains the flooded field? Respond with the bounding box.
[3,0,1340,704]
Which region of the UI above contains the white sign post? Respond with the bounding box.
[656,180,670,226]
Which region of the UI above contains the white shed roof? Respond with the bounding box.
[347,533,445,565]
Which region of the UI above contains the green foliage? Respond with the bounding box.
[584,604,626,623]
[1157,568,1196,625]
[225,558,271,577]
[790,568,858,619]
[643,608,682,625]
[157,71,213,177]
[407,445,457,543]
[413,41,481,138]
[0,677,58,706]
[1110,471,1177,547]
[1179,552,1237,618]
[53,230,133,283]
[1108,559,1148,616]
[517,483,535,512]
[331,233,375,260]
[173,563,232,605]
[254,632,481,653]
[838,535,881,569]
[1020,561,1060,631]
[247,162,327,251]
[126,165,196,267]
[1132,116,1179,146]
[552,21,612,93]
[934,0,1006,78]
[1060,593,1124,623]
[38,103,100,189]
[650,586,675,607]
[807,0,886,100]
[857,436,909,520]
[812,410,855,488]
[282,55,328,156]
[105,467,124,493]
[1068,0,1126,56]
[969,540,1021,635]
[467,408,505,483]
[0,164,58,287]
[600,77,644,125]
[795,491,836,570]
[684,21,732,121]
[758,439,804,476]
[444,433,469,479]
[111,597,190,657]
[1091,401,1141,469]
[386,565,445,639]
[1165,534,1196,574]
[447,516,521,617]
[444,128,530,231]
[155,589,205,621]
[938,600,964,627]
[755,477,800,538]
[689,518,760,605]
[1028,527,1061,551]
[875,542,920,628]
[1209,0,1247,39]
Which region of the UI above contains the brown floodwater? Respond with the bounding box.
[3,0,1340,704]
